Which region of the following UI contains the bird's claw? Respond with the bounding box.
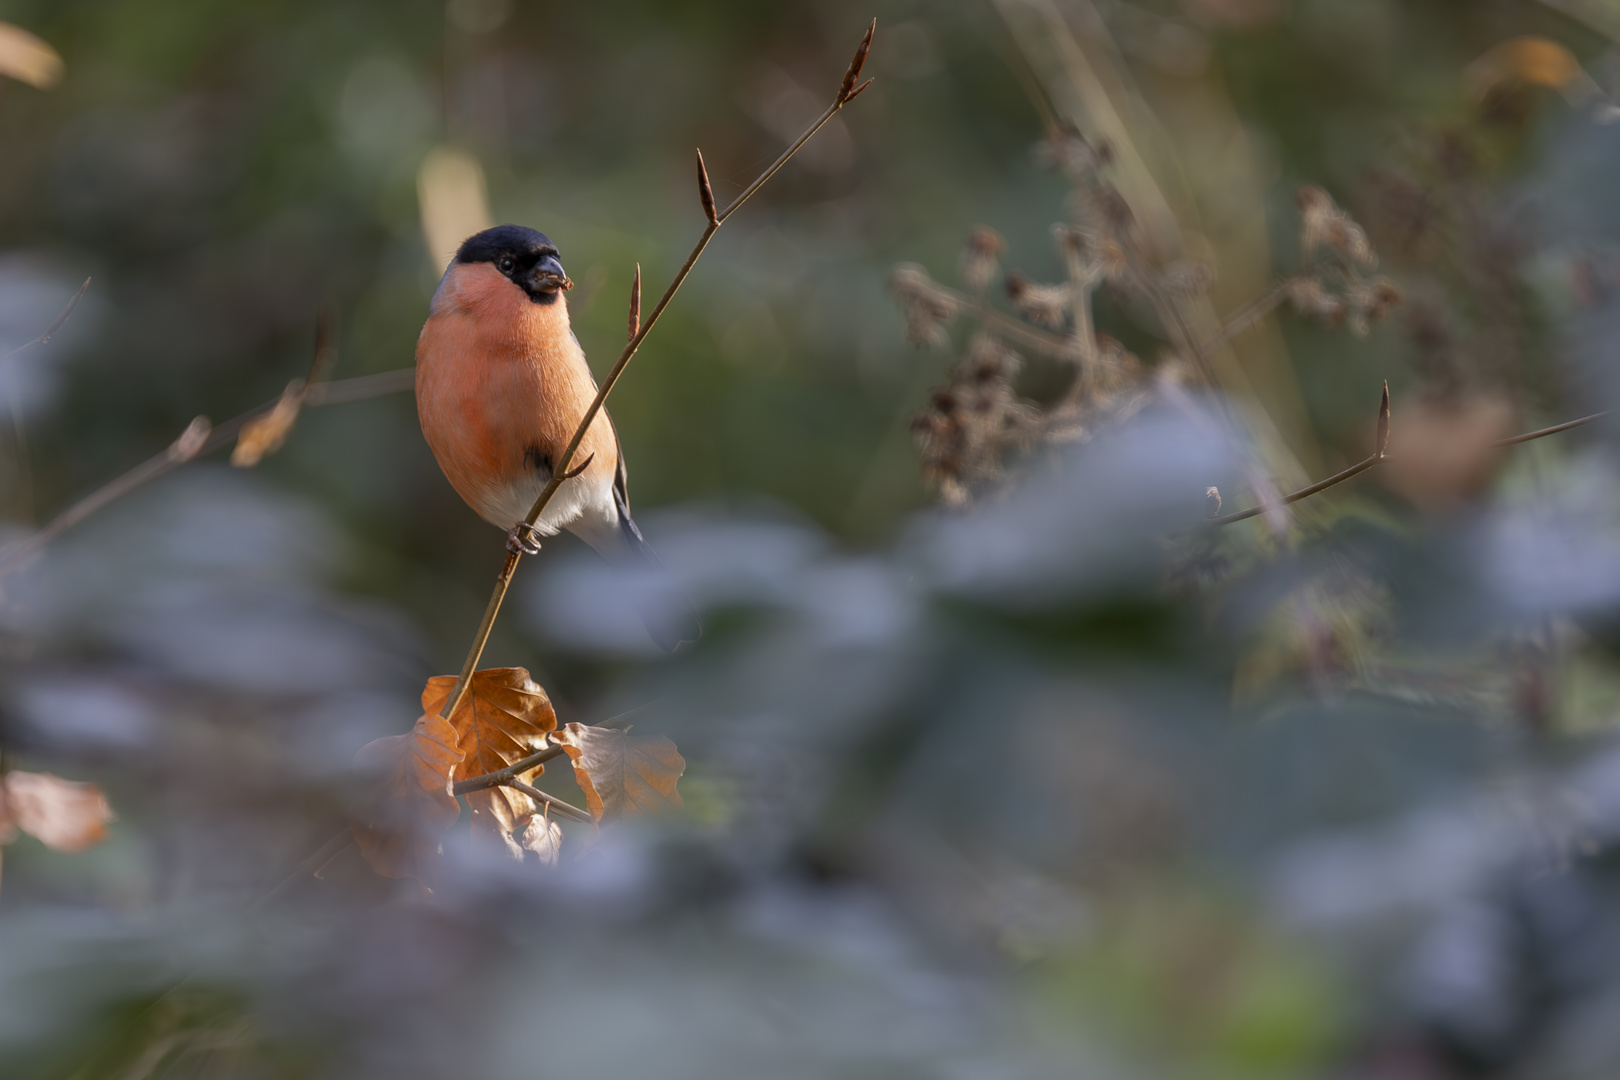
[507,523,544,556]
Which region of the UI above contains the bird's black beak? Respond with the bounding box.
[530,254,573,294]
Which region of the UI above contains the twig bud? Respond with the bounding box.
[696,149,718,224]
[1376,380,1391,458]
[844,77,874,103]
[169,416,212,462]
[840,19,876,103]
[628,263,642,343]
[561,452,596,481]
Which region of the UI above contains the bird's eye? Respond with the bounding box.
[498,255,516,274]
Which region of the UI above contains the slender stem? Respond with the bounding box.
[1206,409,1610,529]
[0,278,91,364]
[505,779,594,825]
[1205,453,1383,527]
[1197,282,1289,359]
[1494,410,1607,447]
[432,32,876,724]
[254,830,354,909]
[454,744,566,795]
[0,366,416,579]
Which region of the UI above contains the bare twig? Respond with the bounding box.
[505,779,594,825]
[255,830,355,909]
[0,364,416,578]
[431,21,879,725]
[0,277,91,365]
[3,278,93,524]
[1206,393,1604,529]
[1494,410,1608,447]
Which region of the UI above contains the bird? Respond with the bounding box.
[415,224,699,651]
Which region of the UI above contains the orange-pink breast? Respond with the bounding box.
[416,261,618,528]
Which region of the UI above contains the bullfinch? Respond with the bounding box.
[416,224,699,651]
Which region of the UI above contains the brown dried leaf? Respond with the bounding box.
[551,722,684,822]
[0,22,64,89]
[0,771,114,852]
[352,711,464,885]
[231,380,306,468]
[1466,37,1596,104]
[1382,393,1517,510]
[517,813,563,866]
[423,668,557,859]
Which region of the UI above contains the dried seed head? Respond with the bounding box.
[962,226,1004,292]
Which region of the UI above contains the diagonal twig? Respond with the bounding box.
[0,277,91,365]
[431,20,879,726]
[1205,395,1609,529]
[0,364,416,578]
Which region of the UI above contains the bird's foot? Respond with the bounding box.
[506,523,544,556]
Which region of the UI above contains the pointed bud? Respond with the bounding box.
[844,77,874,104]
[840,19,876,103]
[696,149,718,224]
[169,416,212,462]
[1376,381,1391,458]
[628,264,642,343]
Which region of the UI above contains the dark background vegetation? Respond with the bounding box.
[6,0,1620,1076]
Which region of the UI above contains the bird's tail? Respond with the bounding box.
[612,492,702,652]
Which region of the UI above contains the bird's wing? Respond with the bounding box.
[609,413,631,518]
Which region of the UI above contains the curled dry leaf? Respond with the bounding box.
[0,22,64,89]
[0,771,114,852]
[231,379,306,468]
[352,712,465,885]
[551,722,684,822]
[1465,37,1598,106]
[1381,393,1517,510]
[518,813,563,866]
[423,667,556,859]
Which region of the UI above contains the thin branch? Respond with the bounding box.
[1494,410,1607,446]
[432,21,879,725]
[0,366,416,578]
[1205,453,1382,527]
[504,779,594,825]
[254,829,354,909]
[452,744,567,795]
[0,277,91,364]
[1206,396,1605,529]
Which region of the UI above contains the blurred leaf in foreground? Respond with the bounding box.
[423,667,556,858]
[352,712,464,885]
[0,771,114,852]
[551,722,683,822]
[231,380,307,468]
[0,22,63,89]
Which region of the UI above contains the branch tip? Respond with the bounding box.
[844,77,875,104]
[696,149,718,224]
[840,19,876,102]
[628,264,642,343]
[1376,380,1390,459]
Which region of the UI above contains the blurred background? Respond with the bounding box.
[7,0,1620,1076]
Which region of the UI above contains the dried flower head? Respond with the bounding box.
[1005,272,1070,328]
[961,226,1004,293]
[890,264,960,347]
[1298,185,1377,269]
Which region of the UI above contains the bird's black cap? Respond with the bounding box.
[455,224,558,266]
[455,225,567,304]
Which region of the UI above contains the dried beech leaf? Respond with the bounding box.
[1466,37,1598,105]
[423,668,556,859]
[517,813,563,866]
[1382,394,1516,510]
[551,722,684,822]
[0,771,114,852]
[0,22,64,89]
[352,711,464,885]
[231,380,306,468]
